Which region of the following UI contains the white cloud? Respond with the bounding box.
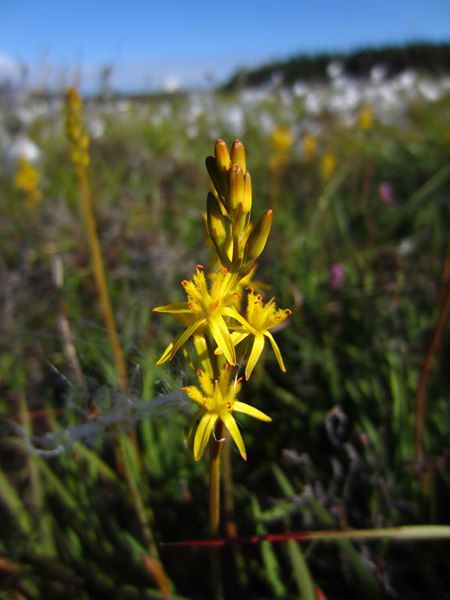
[0,52,22,83]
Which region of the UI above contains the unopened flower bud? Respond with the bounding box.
[229,164,244,211]
[206,155,227,204]
[246,209,273,259]
[242,172,252,214]
[215,139,231,172]
[206,192,228,245]
[231,139,246,173]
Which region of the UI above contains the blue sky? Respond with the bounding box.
[1,0,449,90]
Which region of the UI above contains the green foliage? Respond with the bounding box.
[223,41,450,89]
[0,83,449,598]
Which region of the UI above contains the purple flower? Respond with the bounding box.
[329,263,345,290]
[378,181,393,204]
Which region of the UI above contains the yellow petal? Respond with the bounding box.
[156,342,174,365]
[192,334,214,376]
[198,370,214,397]
[153,302,191,313]
[232,332,250,347]
[245,334,265,380]
[233,401,272,422]
[222,412,247,460]
[186,409,203,442]
[193,413,218,461]
[183,385,206,406]
[265,331,286,372]
[223,306,256,333]
[214,331,249,354]
[170,319,205,359]
[208,315,236,365]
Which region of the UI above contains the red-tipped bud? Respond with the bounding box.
[215,139,231,172]
[246,210,273,259]
[229,164,244,211]
[231,139,246,173]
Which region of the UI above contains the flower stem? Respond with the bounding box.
[209,420,224,537]
[209,420,224,599]
[76,169,128,391]
[415,235,450,462]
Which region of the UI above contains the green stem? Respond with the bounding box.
[116,434,171,597]
[209,420,224,599]
[76,168,128,391]
[209,420,224,537]
[223,435,248,586]
[415,236,450,462]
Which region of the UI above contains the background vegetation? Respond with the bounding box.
[223,41,450,89]
[0,48,449,598]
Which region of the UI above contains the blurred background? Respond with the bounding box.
[1,0,450,93]
[1,2,449,599]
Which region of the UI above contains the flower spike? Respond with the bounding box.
[153,139,288,465]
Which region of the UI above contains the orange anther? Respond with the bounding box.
[285,308,292,315]
[181,279,188,286]
[196,264,204,270]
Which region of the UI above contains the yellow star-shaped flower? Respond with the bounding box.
[183,368,271,461]
[224,291,291,380]
[153,266,241,366]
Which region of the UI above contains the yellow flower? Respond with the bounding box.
[269,127,292,173]
[183,368,271,461]
[358,105,374,131]
[153,266,240,366]
[224,291,290,380]
[303,132,317,162]
[14,157,42,210]
[320,152,337,181]
[271,127,293,154]
[65,87,90,169]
